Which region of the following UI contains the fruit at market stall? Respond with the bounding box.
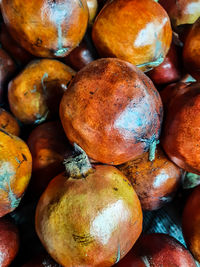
[87,0,98,24]
[182,185,200,262]
[0,48,16,103]
[0,108,20,136]
[92,0,172,71]
[35,146,143,267]
[0,129,32,217]
[0,24,33,65]
[65,39,97,71]
[159,0,200,29]
[27,121,73,197]
[183,18,200,81]
[22,253,60,267]
[60,58,163,165]
[115,233,196,266]
[148,43,181,85]
[1,0,89,58]
[0,217,20,267]
[8,59,75,124]
[118,146,182,211]
[161,82,200,174]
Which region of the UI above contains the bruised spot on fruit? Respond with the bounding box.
[35,38,43,47]
[72,233,94,246]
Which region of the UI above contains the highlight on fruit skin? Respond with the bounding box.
[0,129,32,217]
[60,58,163,165]
[8,59,75,125]
[1,0,89,58]
[118,146,182,211]
[35,145,143,267]
[92,0,172,71]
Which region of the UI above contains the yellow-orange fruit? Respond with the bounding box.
[0,108,20,136]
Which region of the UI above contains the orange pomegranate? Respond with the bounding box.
[0,129,32,217]
[35,146,143,267]
[0,108,20,136]
[118,146,182,210]
[92,0,172,71]
[60,58,163,165]
[1,0,89,58]
[8,59,75,124]
[27,121,73,196]
[182,185,200,262]
[161,82,200,174]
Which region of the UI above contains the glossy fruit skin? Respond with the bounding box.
[92,0,172,72]
[27,121,73,196]
[148,43,181,85]
[0,48,16,103]
[0,108,20,136]
[118,146,181,210]
[183,18,200,81]
[0,217,20,267]
[0,129,32,217]
[1,0,89,58]
[60,58,163,165]
[159,0,200,28]
[8,59,75,124]
[22,253,60,267]
[87,0,98,24]
[35,165,143,267]
[115,233,196,267]
[0,24,33,65]
[161,83,200,174]
[182,185,200,262]
[65,39,97,71]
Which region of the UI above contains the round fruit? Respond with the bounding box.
[115,233,196,266]
[148,43,181,85]
[8,59,75,124]
[60,58,163,165]
[65,39,97,71]
[0,24,33,65]
[0,108,20,136]
[118,146,181,210]
[161,82,200,174]
[92,0,172,71]
[159,0,200,28]
[1,0,89,58]
[35,146,143,267]
[0,129,32,217]
[183,18,200,81]
[182,185,200,262]
[0,217,20,267]
[27,121,73,196]
[0,48,16,103]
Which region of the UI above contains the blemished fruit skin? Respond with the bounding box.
[0,108,20,136]
[159,0,200,28]
[0,217,20,267]
[27,121,73,196]
[35,165,143,267]
[115,233,197,267]
[118,146,182,211]
[1,0,89,58]
[0,48,16,103]
[161,83,200,174]
[182,185,200,262]
[0,129,32,217]
[183,18,200,81]
[92,0,172,71]
[60,58,163,165]
[8,59,75,124]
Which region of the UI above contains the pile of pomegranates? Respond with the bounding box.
[0,0,200,266]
